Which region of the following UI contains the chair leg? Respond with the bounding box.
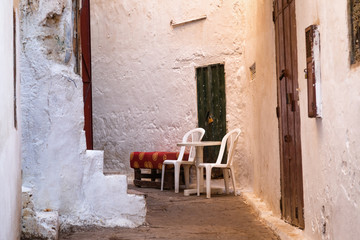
[223,168,229,194]
[230,167,237,196]
[196,166,201,196]
[161,163,166,191]
[183,165,190,189]
[174,163,180,193]
[205,166,212,199]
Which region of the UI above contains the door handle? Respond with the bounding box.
[208,116,214,124]
[206,111,214,124]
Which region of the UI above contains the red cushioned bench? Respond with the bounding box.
[130,152,189,189]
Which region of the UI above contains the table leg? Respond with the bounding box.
[184,146,205,196]
[183,146,224,197]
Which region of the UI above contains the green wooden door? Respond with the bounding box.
[197,64,226,168]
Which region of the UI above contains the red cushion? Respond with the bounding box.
[130,152,189,170]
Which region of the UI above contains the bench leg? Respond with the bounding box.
[133,168,175,189]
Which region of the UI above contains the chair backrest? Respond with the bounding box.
[215,129,241,165]
[177,128,205,162]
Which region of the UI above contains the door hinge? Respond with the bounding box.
[273,10,275,22]
[279,69,286,80]
[291,100,296,112]
[302,208,304,219]
[272,1,276,23]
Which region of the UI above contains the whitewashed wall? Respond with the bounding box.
[243,0,281,216]
[296,1,360,239]
[0,1,22,239]
[91,0,252,189]
[20,0,146,230]
[245,1,360,239]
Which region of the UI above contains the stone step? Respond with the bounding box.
[21,187,59,240]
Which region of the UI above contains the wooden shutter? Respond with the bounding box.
[305,25,321,118]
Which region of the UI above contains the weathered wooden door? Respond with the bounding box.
[80,0,93,149]
[196,64,226,167]
[274,0,305,228]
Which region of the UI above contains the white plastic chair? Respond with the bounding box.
[161,128,205,193]
[196,129,241,198]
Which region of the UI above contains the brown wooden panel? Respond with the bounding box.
[284,5,296,223]
[80,0,93,149]
[274,0,284,214]
[305,25,318,118]
[290,0,304,228]
[279,11,292,222]
[277,0,282,15]
[274,0,304,229]
[307,60,316,117]
[275,0,289,220]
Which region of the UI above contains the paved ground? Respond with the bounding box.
[60,185,279,240]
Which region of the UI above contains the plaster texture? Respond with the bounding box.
[91,0,251,191]
[18,0,360,239]
[22,187,59,240]
[20,0,146,231]
[0,1,22,239]
[243,0,281,216]
[243,1,360,240]
[296,1,360,239]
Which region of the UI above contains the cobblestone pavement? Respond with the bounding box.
[60,186,279,240]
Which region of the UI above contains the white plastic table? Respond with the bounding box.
[177,141,222,196]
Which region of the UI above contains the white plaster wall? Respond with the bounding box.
[244,1,360,239]
[243,0,281,216]
[91,0,252,189]
[20,0,145,230]
[295,1,360,239]
[0,1,22,239]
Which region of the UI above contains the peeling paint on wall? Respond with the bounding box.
[20,0,146,230]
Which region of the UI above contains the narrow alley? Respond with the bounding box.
[60,186,279,240]
[3,1,360,239]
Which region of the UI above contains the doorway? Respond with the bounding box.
[196,64,226,171]
[274,0,305,228]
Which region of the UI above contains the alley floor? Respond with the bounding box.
[60,185,279,240]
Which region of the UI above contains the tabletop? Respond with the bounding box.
[177,141,221,147]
